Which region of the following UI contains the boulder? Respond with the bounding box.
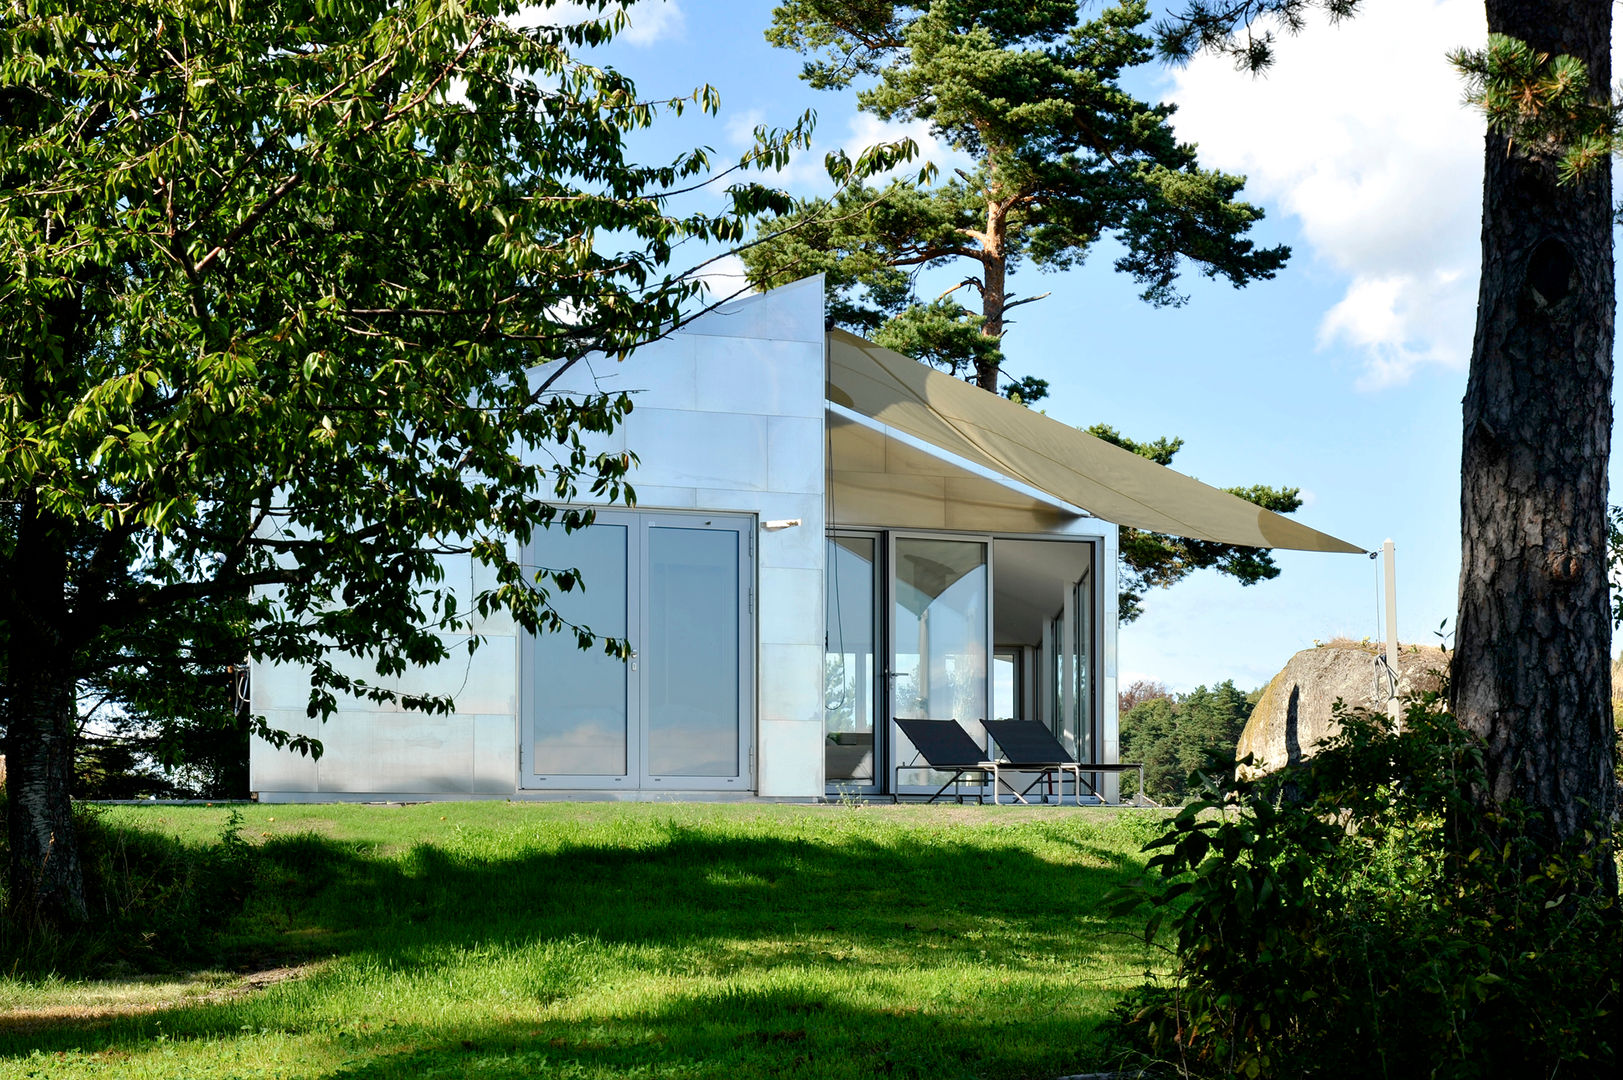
[1237,641,1448,777]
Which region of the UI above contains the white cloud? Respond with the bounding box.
[724,108,768,149]
[684,253,754,304]
[521,1,685,47]
[616,0,684,46]
[1319,269,1471,389]
[1164,0,1486,386]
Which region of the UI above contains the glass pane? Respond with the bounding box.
[992,649,1019,721]
[1074,576,1092,761]
[531,523,628,776]
[893,538,987,787]
[647,526,739,777]
[825,536,877,784]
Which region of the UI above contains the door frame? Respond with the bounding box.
[824,530,886,796]
[637,510,755,791]
[887,530,996,796]
[520,508,755,791]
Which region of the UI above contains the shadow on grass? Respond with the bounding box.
[1,817,1153,1076]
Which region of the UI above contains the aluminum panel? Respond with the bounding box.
[312,714,376,792]
[254,660,315,713]
[759,642,822,724]
[615,333,699,411]
[681,276,824,344]
[470,540,518,636]
[249,710,319,791]
[473,714,518,792]
[616,485,699,509]
[759,566,821,647]
[694,338,824,419]
[370,714,475,793]
[394,635,516,716]
[766,415,825,494]
[756,718,823,797]
[621,409,769,490]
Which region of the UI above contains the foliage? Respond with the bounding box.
[1167,0,1618,884]
[0,0,918,921]
[1608,505,1623,785]
[1087,425,1301,621]
[1109,699,1621,1079]
[747,0,1287,393]
[1153,0,1361,72]
[1119,680,1253,803]
[0,0,816,734]
[0,803,1163,1077]
[747,1,1301,620]
[0,794,256,973]
[1119,678,1173,716]
[1451,33,1618,187]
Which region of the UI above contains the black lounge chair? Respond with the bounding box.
[982,719,1146,806]
[891,718,1019,804]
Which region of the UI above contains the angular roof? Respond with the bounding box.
[827,330,1364,553]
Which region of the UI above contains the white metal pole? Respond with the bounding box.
[1383,539,1400,728]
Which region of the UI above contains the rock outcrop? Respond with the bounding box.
[1237,642,1449,777]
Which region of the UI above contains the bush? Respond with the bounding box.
[1107,697,1620,1079]
[0,796,257,974]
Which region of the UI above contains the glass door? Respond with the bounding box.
[525,518,638,788]
[890,535,990,790]
[641,517,752,789]
[523,511,753,791]
[1041,571,1092,762]
[825,534,881,794]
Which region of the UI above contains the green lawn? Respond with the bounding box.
[0,802,1168,1079]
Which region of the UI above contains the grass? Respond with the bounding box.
[0,802,1169,1079]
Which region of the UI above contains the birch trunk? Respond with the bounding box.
[4,496,86,926]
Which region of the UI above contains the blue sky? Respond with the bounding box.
[545,0,1609,693]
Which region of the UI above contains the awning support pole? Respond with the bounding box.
[1383,538,1400,729]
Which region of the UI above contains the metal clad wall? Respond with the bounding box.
[251,277,830,799]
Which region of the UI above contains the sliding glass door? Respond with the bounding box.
[890,535,989,790]
[524,511,753,790]
[825,534,880,793]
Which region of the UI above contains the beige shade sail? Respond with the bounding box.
[826,330,1365,553]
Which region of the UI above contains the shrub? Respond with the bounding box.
[1107,696,1620,1079]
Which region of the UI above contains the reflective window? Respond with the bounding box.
[530,523,629,776]
[646,526,740,777]
[826,536,878,785]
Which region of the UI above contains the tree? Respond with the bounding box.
[1087,424,1301,621]
[1118,678,1172,715]
[1159,1,1617,860]
[746,0,1289,396]
[746,1,1304,620]
[1119,679,1254,802]
[0,0,898,928]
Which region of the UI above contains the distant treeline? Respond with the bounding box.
[1119,680,1255,803]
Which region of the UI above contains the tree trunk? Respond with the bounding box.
[4,496,86,927]
[1453,0,1616,858]
[976,196,1008,393]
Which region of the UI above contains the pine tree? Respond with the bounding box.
[1159,0,1617,874]
[747,0,1288,395]
[750,1,1302,619]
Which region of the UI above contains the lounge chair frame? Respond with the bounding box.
[982,720,1146,806]
[891,718,1028,804]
